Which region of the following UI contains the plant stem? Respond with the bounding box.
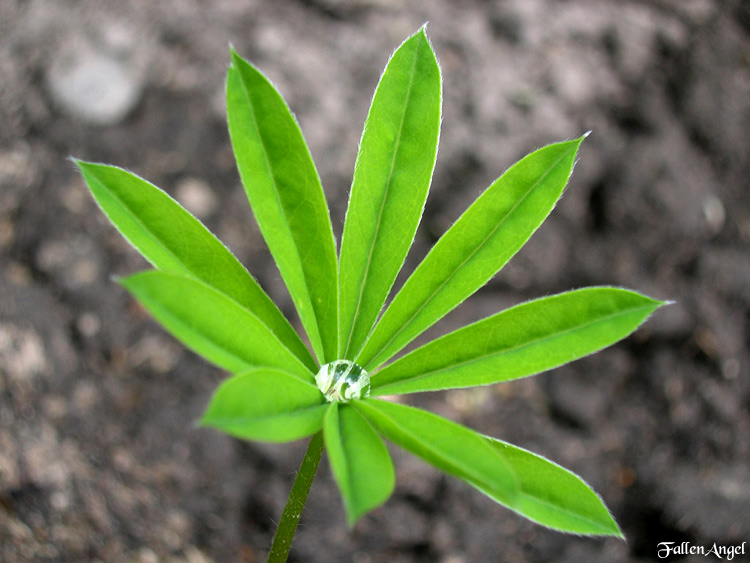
[268,431,325,562]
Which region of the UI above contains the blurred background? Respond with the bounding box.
[1,1,748,561]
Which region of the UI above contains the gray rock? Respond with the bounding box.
[46,41,143,125]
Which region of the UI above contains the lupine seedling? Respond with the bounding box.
[75,27,666,561]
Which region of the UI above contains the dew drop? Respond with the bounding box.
[315,360,370,402]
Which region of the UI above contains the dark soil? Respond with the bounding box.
[1,1,749,561]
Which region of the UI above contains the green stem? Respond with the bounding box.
[267,431,325,562]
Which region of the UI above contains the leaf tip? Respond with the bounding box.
[72,159,118,182]
[115,271,146,291]
[197,398,223,430]
[602,516,626,541]
[228,44,238,65]
[70,157,97,175]
[415,22,437,56]
[229,46,247,70]
[570,131,590,151]
[343,499,383,529]
[640,293,673,311]
[196,415,213,430]
[345,508,363,529]
[599,508,625,539]
[70,157,91,179]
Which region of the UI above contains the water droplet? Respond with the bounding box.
[315,360,370,402]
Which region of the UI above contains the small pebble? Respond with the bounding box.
[175,177,218,219]
[46,42,143,125]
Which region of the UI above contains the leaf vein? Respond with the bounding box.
[364,147,574,368]
[342,46,421,359]
[373,302,656,392]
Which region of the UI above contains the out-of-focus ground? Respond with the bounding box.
[1,1,749,561]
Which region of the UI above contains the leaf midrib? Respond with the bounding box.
[89,170,192,277]
[90,167,282,326]
[471,439,618,534]
[512,489,617,534]
[234,64,322,359]
[363,147,574,369]
[357,401,515,497]
[373,301,656,393]
[133,274,312,380]
[342,44,421,359]
[335,406,357,505]
[206,403,328,426]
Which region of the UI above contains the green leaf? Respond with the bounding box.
[355,400,620,535]
[227,49,338,364]
[74,160,316,372]
[354,399,518,507]
[338,27,441,359]
[201,368,327,442]
[324,403,395,525]
[357,136,587,371]
[484,439,623,536]
[120,271,312,381]
[373,288,664,396]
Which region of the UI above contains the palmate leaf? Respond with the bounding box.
[120,271,313,381]
[201,368,327,442]
[74,161,316,372]
[324,403,395,525]
[372,287,664,396]
[227,49,338,365]
[338,27,441,359]
[354,399,519,508]
[77,26,670,547]
[356,137,586,371]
